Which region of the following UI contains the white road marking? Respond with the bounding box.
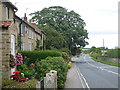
[74,64,90,89]
[74,64,85,88]
[83,54,120,76]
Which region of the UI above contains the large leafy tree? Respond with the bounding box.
[30,6,89,51]
[39,26,67,49]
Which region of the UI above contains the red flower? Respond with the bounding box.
[13,70,20,73]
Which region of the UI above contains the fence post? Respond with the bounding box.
[50,70,57,88]
[36,81,41,90]
[36,70,57,89]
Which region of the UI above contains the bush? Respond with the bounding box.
[19,50,62,65]
[17,64,35,79]
[107,48,120,58]
[62,52,69,61]
[67,61,72,69]
[35,57,68,88]
[90,53,101,59]
[60,48,71,54]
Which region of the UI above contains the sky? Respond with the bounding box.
[10,0,119,49]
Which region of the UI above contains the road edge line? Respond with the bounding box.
[74,64,90,89]
[74,64,85,88]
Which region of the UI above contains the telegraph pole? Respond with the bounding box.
[103,39,104,50]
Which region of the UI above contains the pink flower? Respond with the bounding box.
[31,63,35,66]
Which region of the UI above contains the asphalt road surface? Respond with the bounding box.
[74,54,119,88]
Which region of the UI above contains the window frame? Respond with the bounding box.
[6,6,9,20]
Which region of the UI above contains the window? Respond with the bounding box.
[28,28,31,38]
[21,43,24,51]
[31,31,34,39]
[21,24,26,36]
[6,7,9,20]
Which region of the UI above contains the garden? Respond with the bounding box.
[3,50,72,88]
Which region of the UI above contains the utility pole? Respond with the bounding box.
[103,39,104,50]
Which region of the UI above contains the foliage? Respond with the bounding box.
[90,46,102,55]
[30,6,89,53]
[9,54,16,68]
[19,50,62,65]
[71,47,81,55]
[107,48,120,58]
[17,34,22,51]
[39,26,67,49]
[59,48,71,54]
[15,53,23,65]
[35,57,68,88]
[90,53,101,59]
[91,57,120,67]
[9,53,23,68]
[35,38,41,50]
[67,61,72,69]
[17,64,35,79]
[62,52,69,61]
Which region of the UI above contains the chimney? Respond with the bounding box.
[24,13,27,21]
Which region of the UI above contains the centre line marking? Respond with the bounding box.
[83,54,119,76]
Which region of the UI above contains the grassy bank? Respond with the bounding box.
[91,57,120,67]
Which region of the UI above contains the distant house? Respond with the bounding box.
[0,0,45,80]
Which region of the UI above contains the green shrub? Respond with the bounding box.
[19,50,62,65]
[60,48,71,54]
[90,53,101,59]
[17,64,35,79]
[67,61,72,69]
[107,48,120,58]
[62,52,69,61]
[35,57,68,88]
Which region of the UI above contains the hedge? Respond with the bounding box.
[35,57,68,88]
[19,50,62,65]
[107,49,120,58]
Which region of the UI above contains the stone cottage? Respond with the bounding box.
[0,0,45,81]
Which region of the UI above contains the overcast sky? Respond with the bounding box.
[10,0,119,49]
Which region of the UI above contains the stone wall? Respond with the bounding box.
[0,27,2,87]
[98,57,120,63]
[1,27,11,80]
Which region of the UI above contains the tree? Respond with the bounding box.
[39,26,67,49]
[90,46,101,55]
[30,6,89,53]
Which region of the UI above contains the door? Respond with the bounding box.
[10,34,16,75]
[11,34,15,56]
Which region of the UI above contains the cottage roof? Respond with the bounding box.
[1,0,18,10]
[30,23,46,35]
[15,15,45,36]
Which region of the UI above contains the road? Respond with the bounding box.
[74,54,119,88]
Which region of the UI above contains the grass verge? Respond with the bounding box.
[2,79,37,88]
[91,57,120,67]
